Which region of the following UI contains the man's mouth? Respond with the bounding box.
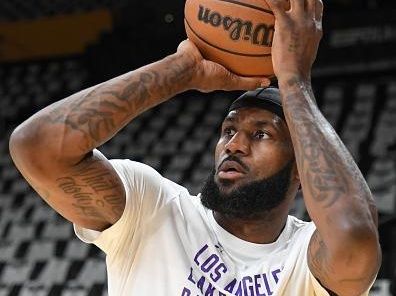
[217,160,247,180]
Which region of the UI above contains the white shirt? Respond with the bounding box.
[74,159,371,296]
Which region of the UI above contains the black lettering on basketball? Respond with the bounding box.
[223,17,252,41]
[252,24,275,46]
[210,12,222,26]
[197,5,273,47]
[198,5,211,22]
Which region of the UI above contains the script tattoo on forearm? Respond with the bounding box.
[56,158,124,220]
[44,54,194,153]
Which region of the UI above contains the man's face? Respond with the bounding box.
[200,107,297,218]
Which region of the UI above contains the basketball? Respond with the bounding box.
[184,0,275,77]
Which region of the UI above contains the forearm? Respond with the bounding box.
[265,0,380,291]
[279,77,378,244]
[11,52,195,163]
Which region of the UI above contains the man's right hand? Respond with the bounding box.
[177,40,270,93]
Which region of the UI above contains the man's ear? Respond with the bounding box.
[292,160,301,190]
[293,160,300,181]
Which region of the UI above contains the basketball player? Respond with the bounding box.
[10,0,380,295]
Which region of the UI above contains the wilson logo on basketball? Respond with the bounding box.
[197,5,274,47]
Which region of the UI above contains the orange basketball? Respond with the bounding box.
[184,0,275,77]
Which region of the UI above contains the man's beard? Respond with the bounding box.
[200,160,294,219]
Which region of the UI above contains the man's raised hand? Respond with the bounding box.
[266,0,323,83]
[177,40,271,93]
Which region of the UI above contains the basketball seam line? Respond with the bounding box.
[214,0,274,15]
[185,18,272,58]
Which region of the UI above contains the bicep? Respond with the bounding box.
[308,229,380,296]
[16,149,126,231]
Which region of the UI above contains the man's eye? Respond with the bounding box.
[254,130,269,139]
[223,127,236,137]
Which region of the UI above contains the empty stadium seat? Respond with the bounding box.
[33,259,72,285]
[7,222,37,241]
[63,240,91,260]
[18,283,50,296]
[61,285,88,296]
[320,84,344,128]
[25,240,56,262]
[72,258,107,287]
[370,83,396,157]
[341,84,376,160]
[367,156,396,214]
[0,240,18,261]
[41,222,73,240]
[0,260,32,284]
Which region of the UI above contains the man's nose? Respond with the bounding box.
[224,132,250,155]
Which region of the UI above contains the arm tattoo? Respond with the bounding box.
[308,231,332,284]
[309,231,378,292]
[284,93,350,208]
[56,157,124,220]
[308,234,342,296]
[281,78,380,293]
[282,79,373,210]
[43,54,194,154]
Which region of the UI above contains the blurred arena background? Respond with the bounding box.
[0,0,395,295]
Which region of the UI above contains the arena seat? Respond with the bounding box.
[370,83,396,157]
[0,260,32,285]
[0,240,19,261]
[320,84,344,128]
[368,157,396,214]
[33,259,73,285]
[341,84,376,160]
[72,258,107,287]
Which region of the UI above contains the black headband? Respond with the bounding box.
[228,87,284,120]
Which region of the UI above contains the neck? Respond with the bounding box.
[213,203,290,244]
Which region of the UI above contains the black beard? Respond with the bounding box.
[200,160,294,219]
